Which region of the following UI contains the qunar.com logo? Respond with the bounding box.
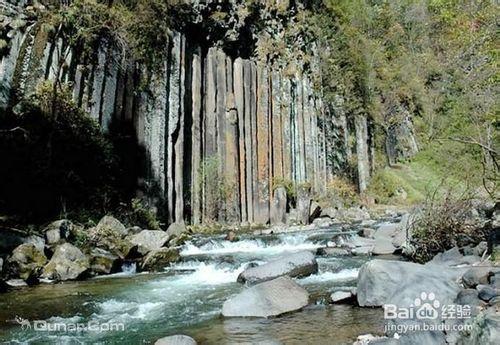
[384,292,472,320]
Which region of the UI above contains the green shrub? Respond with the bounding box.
[407,191,487,263]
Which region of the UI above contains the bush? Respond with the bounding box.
[0,81,118,221]
[407,191,488,263]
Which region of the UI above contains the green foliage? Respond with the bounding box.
[200,157,227,223]
[129,198,161,230]
[316,0,498,196]
[0,81,118,221]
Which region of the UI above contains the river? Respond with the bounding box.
[0,224,387,344]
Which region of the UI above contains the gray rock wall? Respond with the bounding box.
[1,22,348,225]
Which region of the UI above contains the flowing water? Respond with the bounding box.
[0,225,386,344]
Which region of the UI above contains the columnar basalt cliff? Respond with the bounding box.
[0,0,374,225]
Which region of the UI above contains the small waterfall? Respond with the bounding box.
[121,262,137,275]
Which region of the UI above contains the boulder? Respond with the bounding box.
[222,276,309,317]
[317,247,350,256]
[360,228,375,238]
[154,335,197,345]
[351,246,373,256]
[23,235,45,252]
[330,290,355,303]
[44,220,72,245]
[140,248,180,272]
[462,267,495,288]
[309,201,322,221]
[478,286,498,302]
[42,243,89,281]
[428,247,481,267]
[312,217,335,228]
[320,207,338,219]
[372,224,397,255]
[463,309,500,345]
[237,251,318,284]
[95,216,128,237]
[472,241,488,256]
[126,226,143,235]
[127,230,169,255]
[7,243,47,280]
[270,187,287,225]
[166,222,187,238]
[89,248,120,275]
[224,230,237,242]
[357,259,463,308]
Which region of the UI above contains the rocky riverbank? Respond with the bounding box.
[0,200,498,344]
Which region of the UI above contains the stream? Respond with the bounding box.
[0,224,387,344]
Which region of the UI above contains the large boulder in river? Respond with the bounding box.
[42,243,89,281]
[270,187,287,225]
[89,248,120,275]
[127,230,169,255]
[357,259,463,308]
[237,251,318,284]
[154,335,197,345]
[222,276,309,318]
[140,248,180,272]
[7,243,47,280]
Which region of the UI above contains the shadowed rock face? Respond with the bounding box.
[222,276,309,318]
[237,251,318,285]
[0,1,375,225]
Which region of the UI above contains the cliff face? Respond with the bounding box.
[0,1,374,224]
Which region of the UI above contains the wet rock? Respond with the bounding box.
[330,290,355,303]
[357,259,463,308]
[140,248,180,272]
[154,335,197,345]
[89,218,136,259]
[270,187,287,225]
[127,230,169,255]
[462,267,495,288]
[44,219,72,245]
[6,279,27,287]
[478,285,498,302]
[89,248,120,275]
[224,230,237,242]
[351,246,373,256]
[7,243,47,280]
[237,251,318,284]
[317,247,350,256]
[222,276,309,317]
[42,243,89,281]
[166,222,187,238]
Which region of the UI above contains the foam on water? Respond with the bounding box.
[298,268,359,284]
[181,233,320,256]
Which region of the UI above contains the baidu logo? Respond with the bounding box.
[414,292,440,319]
